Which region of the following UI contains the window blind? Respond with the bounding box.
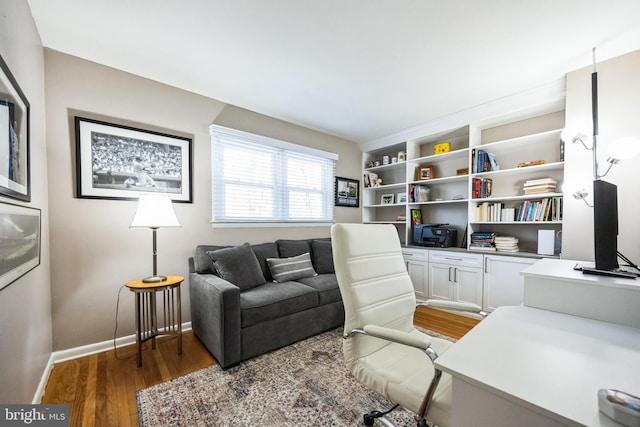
[210,125,337,225]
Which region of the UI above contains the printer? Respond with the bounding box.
[413,224,458,248]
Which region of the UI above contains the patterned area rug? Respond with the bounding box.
[137,327,455,426]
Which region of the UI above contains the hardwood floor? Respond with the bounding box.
[41,306,478,427]
[41,332,216,427]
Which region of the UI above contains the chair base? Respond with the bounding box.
[362,406,431,427]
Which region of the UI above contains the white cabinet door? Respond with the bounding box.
[402,248,429,299]
[483,255,537,312]
[454,265,484,306]
[428,263,454,301]
[407,260,428,299]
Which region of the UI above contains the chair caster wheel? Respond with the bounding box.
[363,413,375,426]
[364,410,383,426]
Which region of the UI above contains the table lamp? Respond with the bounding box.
[130,194,181,283]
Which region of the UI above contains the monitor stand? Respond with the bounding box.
[579,265,638,279]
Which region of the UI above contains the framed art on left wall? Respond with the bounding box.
[0,202,41,291]
[75,117,193,202]
[0,53,31,202]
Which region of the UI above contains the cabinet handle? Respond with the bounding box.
[448,266,453,282]
[453,267,458,283]
[485,257,489,274]
[445,257,463,261]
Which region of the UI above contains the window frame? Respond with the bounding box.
[210,125,338,227]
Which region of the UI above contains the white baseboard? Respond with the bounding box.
[33,321,192,403]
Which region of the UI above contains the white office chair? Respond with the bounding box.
[331,223,483,427]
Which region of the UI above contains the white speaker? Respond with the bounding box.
[537,230,555,256]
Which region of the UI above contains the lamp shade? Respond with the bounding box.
[606,137,640,162]
[130,194,181,228]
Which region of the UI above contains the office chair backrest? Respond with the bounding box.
[331,223,417,366]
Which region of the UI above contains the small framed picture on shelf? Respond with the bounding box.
[411,209,422,225]
[397,192,407,203]
[380,194,395,205]
[417,165,434,180]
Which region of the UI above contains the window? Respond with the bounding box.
[210,125,338,225]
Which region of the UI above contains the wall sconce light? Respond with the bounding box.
[561,129,592,150]
[572,188,593,207]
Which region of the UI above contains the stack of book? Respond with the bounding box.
[523,178,557,194]
[469,231,496,252]
[494,236,519,253]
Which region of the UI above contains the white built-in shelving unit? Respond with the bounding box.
[362,97,566,255]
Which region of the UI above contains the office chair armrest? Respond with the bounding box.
[361,324,432,350]
[420,299,487,317]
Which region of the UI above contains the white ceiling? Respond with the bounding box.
[27,0,640,143]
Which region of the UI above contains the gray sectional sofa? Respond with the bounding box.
[188,238,344,369]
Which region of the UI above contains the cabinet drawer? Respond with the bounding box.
[429,250,482,268]
[402,248,429,261]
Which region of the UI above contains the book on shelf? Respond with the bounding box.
[363,172,379,188]
[472,149,500,173]
[523,177,557,195]
[472,177,492,198]
[494,236,519,253]
[469,243,497,252]
[409,184,430,202]
[517,159,546,168]
[514,196,563,222]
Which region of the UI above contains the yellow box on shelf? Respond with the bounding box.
[434,142,451,154]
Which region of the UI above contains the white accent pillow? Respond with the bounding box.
[266,252,317,283]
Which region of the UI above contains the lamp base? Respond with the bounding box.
[142,275,168,283]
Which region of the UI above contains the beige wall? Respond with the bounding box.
[44,49,361,351]
[0,1,52,403]
[562,49,640,264]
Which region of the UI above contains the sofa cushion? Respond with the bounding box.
[194,244,229,274]
[266,252,317,283]
[239,281,319,328]
[296,274,341,305]
[206,243,266,291]
[250,242,279,282]
[276,239,311,258]
[311,239,334,274]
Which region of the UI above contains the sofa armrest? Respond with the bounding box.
[189,272,241,369]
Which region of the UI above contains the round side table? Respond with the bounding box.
[126,275,184,367]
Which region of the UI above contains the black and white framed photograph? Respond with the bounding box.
[335,176,359,207]
[0,202,40,291]
[75,117,192,202]
[0,53,30,202]
[381,194,395,205]
[397,192,407,203]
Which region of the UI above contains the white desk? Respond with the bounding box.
[522,259,640,328]
[436,305,640,427]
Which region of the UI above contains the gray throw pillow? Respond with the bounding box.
[206,243,266,290]
[311,239,334,274]
[266,252,318,283]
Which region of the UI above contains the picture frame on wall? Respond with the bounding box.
[0,53,31,202]
[335,176,359,207]
[75,117,193,202]
[0,202,41,291]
